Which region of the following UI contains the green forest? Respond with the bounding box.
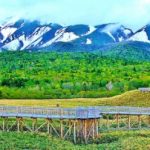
[0,51,150,99]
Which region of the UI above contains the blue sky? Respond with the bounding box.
[0,0,150,30]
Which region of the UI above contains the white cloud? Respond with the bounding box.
[0,0,150,30]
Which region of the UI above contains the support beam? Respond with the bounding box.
[46,119,51,134]
[60,119,64,139]
[2,117,7,131]
[138,115,142,129]
[84,120,87,144]
[73,120,76,144]
[148,116,150,127]
[92,120,95,139]
[96,119,99,137]
[116,114,120,129]
[127,115,131,130]
[106,115,109,129]
[16,117,22,132]
[32,118,37,132]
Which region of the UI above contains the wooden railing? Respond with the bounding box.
[0,106,149,119]
[97,106,150,115]
[0,106,100,119]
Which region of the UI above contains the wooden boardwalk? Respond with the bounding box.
[98,106,150,115]
[0,106,150,118]
[0,106,149,143]
[0,106,101,119]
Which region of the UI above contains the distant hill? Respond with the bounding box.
[101,41,150,61]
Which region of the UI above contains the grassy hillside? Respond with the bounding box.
[0,90,149,107]
[0,130,149,150]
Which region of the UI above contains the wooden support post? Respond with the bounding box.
[2,117,6,131]
[96,119,99,137]
[68,120,72,135]
[16,117,21,132]
[73,120,76,144]
[92,120,95,139]
[138,115,141,129]
[46,119,51,134]
[20,118,23,131]
[84,120,87,144]
[98,118,100,129]
[148,116,150,127]
[32,118,37,132]
[106,115,109,129]
[127,115,131,129]
[60,119,64,139]
[116,114,120,129]
[16,117,23,132]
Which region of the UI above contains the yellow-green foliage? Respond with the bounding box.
[0,90,149,107]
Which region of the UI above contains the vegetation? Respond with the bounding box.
[0,51,149,149]
[0,51,150,99]
[0,90,149,107]
[0,130,149,150]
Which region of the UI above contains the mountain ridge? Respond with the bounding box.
[0,18,150,53]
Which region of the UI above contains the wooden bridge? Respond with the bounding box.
[0,106,150,143]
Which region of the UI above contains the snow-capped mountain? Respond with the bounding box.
[71,23,133,48]
[1,18,149,52]
[0,19,62,51]
[129,24,150,43]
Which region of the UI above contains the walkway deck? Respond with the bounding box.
[97,106,150,115]
[0,106,101,119]
[0,106,150,119]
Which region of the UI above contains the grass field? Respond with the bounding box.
[0,90,149,107]
[0,90,149,150]
[0,130,149,150]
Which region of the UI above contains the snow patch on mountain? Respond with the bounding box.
[3,26,52,50]
[56,32,79,42]
[86,38,92,44]
[41,27,79,47]
[124,29,132,36]
[105,32,116,41]
[84,26,96,36]
[0,27,17,42]
[24,26,51,49]
[3,39,21,50]
[118,37,124,42]
[129,30,150,43]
